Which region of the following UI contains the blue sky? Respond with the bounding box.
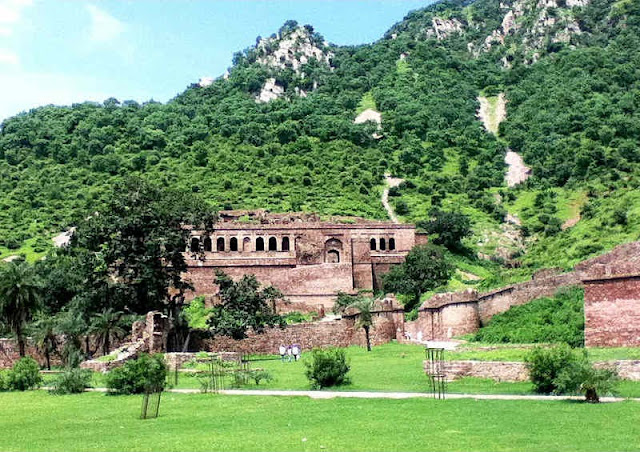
[0,0,433,121]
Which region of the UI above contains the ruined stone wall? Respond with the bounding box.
[476,271,583,325]
[184,219,417,310]
[201,309,403,354]
[0,340,58,369]
[438,359,640,382]
[584,264,640,347]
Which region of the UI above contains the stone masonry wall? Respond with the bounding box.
[428,359,640,382]
[202,309,403,354]
[584,264,640,347]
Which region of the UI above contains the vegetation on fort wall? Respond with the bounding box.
[470,287,585,347]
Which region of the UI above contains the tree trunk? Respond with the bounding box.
[45,348,51,370]
[182,330,192,353]
[85,336,90,357]
[585,388,600,403]
[17,325,25,357]
[364,326,371,352]
[103,334,110,357]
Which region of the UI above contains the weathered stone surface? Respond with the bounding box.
[583,261,640,347]
[184,211,418,310]
[436,359,640,382]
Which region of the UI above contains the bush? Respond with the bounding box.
[526,344,619,402]
[49,368,92,395]
[525,344,580,394]
[6,357,42,391]
[472,287,584,347]
[304,348,350,389]
[0,371,9,391]
[105,354,167,395]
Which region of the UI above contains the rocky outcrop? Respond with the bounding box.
[479,0,589,62]
[426,17,464,40]
[254,27,333,103]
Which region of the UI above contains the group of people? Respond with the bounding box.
[279,344,301,362]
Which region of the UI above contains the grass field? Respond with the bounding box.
[40,343,640,397]
[1,391,639,452]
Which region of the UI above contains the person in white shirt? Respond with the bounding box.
[292,344,301,361]
[279,344,286,362]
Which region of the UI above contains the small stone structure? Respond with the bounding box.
[81,311,168,372]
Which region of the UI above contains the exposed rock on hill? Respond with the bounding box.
[256,27,333,72]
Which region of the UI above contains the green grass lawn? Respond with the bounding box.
[40,343,640,397]
[1,391,639,452]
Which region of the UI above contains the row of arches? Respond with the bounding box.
[189,236,291,253]
[370,237,396,251]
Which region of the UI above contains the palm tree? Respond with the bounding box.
[89,308,126,356]
[342,294,377,352]
[30,317,58,370]
[0,260,43,357]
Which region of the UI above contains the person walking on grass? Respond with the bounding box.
[279,344,286,362]
[292,344,301,361]
[287,345,293,362]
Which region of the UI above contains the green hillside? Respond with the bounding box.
[1,0,639,280]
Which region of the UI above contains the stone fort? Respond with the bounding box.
[183,210,428,310]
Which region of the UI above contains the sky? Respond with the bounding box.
[0,0,433,121]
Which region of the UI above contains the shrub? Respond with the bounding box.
[526,344,619,402]
[525,344,580,394]
[304,348,350,389]
[7,357,42,391]
[0,371,9,391]
[554,359,619,403]
[49,368,92,395]
[105,354,167,395]
[472,287,584,347]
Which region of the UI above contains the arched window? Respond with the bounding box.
[282,237,290,251]
[190,237,200,253]
[370,238,377,250]
[230,237,238,252]
[243,237,251,252]
[380,238,386,251]
[216,237,225,252]
[389,238,396,251]
[327,250,340,263]
[203,237,212,252]
[268,237,277,251]
[256,237,265,251]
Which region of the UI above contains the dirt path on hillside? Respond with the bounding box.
[504,150,531,187]
[477,93,506,135]
[382,173,404,223]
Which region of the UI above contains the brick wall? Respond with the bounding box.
[584,265,640,347]
[201,308,404,354]
[436,359,640,382]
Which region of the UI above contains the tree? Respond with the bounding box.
[418,210,471,251]
[66,177,216,351]
[30,317,58,370]
[382,244,452,311]
[0,259,43,357]
[334,293,376,351]
[525,344,619,402]
[89,308,127,356]
[207,271,285,339]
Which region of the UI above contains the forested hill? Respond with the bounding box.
[1,0,640,276]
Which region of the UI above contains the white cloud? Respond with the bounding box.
[0,0,33,26]
[0,49,18,65]
[86,4,125,43]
